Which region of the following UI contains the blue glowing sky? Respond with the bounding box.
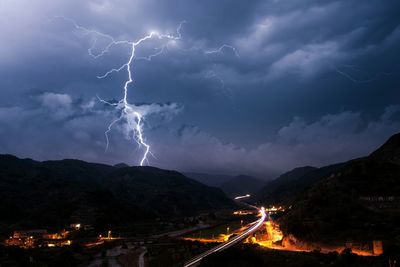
[0,0,399,176]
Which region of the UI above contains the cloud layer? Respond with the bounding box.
[0,0,399,176]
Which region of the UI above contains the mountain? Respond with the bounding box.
[104,167,236,218]
[114,163,130,168]
[369,132,400,164]
[220,175,266,198]
[277,133,400,243]
[0,155,235,234]
[254,165,347,205]
[184,172,266,198]
[184,172,233,187]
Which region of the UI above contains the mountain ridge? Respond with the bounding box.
[0,155,235,234]
[273,132,400,243]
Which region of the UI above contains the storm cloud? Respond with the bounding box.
[0,0,399,177]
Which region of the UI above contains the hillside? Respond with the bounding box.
[220,175,266,198]
[184,172,233,187]
[184,172,266,198]
[369,132,400,164]
[104,166,236,217]
[0,155,235,234]
[255,165,347,205]
[277,133,400,243]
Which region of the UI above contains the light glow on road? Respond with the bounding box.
[183,206,267,267]
[234,194,251,200]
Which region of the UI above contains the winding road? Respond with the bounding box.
[183,206,267,267]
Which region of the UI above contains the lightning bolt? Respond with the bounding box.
[55,17,184,166]
[334,64,392,83]
[204,44,240,58]
[55,17,237,166]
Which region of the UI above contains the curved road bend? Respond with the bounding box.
[183,207,267,267]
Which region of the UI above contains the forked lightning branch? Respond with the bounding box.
[57,17,237,166]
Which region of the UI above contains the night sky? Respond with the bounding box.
[1,0,399,177]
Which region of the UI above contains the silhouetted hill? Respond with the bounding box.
[184,172,266,198]
[104,166,235,217]
[255,165,347,205]
[184,172,232,187]
[114,163,130,168]
[0,155,235,234]
[278,133,400,243]
[220,175,265,198]
[369,132,400,164]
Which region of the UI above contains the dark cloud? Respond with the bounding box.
[149,106,400,177]
[0,0,399,176]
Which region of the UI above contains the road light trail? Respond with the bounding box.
[183,206,267,267]
[234,194,251,200]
